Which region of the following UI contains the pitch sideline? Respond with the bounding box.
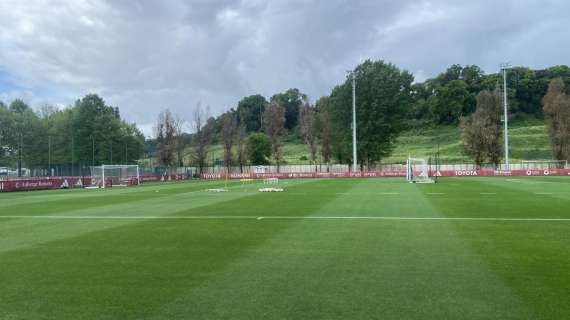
[0,215,569,222]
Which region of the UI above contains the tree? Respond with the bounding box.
[221,113,237,168]
[298,100,318,164]
[0,101,14,165]
[154,109,177,166]
[270,88,306,130]
[315,97,334,167]
[328,60,414,168]
[9,99,29,113]
[543,78,570,161]
[460,86,503,167]
[235,124,248,172]
[236,95,267,132]
[247,133,271,165]
[172,115,187,166]
[263,101,286,170]
[192,103,212,173]
[429,80,470,124]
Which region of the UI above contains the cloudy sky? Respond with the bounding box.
[0,0,569,135]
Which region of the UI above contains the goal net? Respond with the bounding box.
[406,158,435,184]
[89,165,140,188]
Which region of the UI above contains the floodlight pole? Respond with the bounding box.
[48,136,51,176]
[501,63,511,170]
[91,135,95,167]
[347,70,357,172]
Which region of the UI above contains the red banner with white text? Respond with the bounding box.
[200,169,570,180]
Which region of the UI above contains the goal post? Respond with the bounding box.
[89,165,140,188]
[406,157,435,184]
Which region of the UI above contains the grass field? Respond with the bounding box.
[1,177,569,319]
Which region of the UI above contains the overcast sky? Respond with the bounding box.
[1,0,569,135]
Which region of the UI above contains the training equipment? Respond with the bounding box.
[89,165,140,188]
[240,178,256,185]
[258,187,284,192]
[264,177,279,185]
[406,158,435,184]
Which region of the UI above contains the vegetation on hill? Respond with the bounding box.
[2,60,570,173]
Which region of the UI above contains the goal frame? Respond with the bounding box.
[406,157,436,184]
[90,164,140,189]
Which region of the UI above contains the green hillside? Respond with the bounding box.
[385,119,551,163]
[179,120,552,166]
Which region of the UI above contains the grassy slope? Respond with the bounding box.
[385,119,551,163]
[1,177,569,319]
[190,119,551,165]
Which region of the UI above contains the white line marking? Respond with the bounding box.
[1,215,569,222]
[535,192,553,195]
[480,192,497,195]
[380,192,400,195]
[427,193,445,195]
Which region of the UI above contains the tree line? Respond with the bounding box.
[0,94,145,175]
[3,60,568,174]
[153,61,570,171]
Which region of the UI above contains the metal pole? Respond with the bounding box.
[501,63,510,170]
[18,133,22,177]
[91,135,95,167]
[71,135,74,176]
[348,71,357,172]
[48,136,51,176]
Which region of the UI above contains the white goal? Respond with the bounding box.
[406,158,435,184]
[89,165,140,188]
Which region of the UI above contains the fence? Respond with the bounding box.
[1,161,568,180]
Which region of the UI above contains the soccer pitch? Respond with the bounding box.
[1,177,569,319]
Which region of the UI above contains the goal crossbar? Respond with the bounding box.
[89,164,140,188]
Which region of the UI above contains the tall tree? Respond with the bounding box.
[154,109,177,166]
[263,101,286,170]
[235,124,248,172]
[270,88,306,130]
[192,103,212,173]
[429,80,470,124]
[315,97,334,168]
[236,95,267,132]
[328,60,414,168]
[298,100,318,164]
[543,78,570,161]
[221,113,237,168]
[247,133,271,165]
[460,86,503,167]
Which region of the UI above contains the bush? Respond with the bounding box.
[247,133,271,165]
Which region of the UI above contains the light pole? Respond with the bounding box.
[91,135,95,167]
[48,136,51,176]
[347,70,357,172]
[500,63,511,170]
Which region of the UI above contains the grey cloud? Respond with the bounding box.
[0,0,569,135]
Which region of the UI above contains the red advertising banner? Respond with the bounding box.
[0,174,188,192]
[200,169,570,180]
[140,174,188,182]
[0,177,90,192]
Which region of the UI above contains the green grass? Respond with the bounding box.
[385,120,551,162]
[177,120,552,165]
[1,177,569,319]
